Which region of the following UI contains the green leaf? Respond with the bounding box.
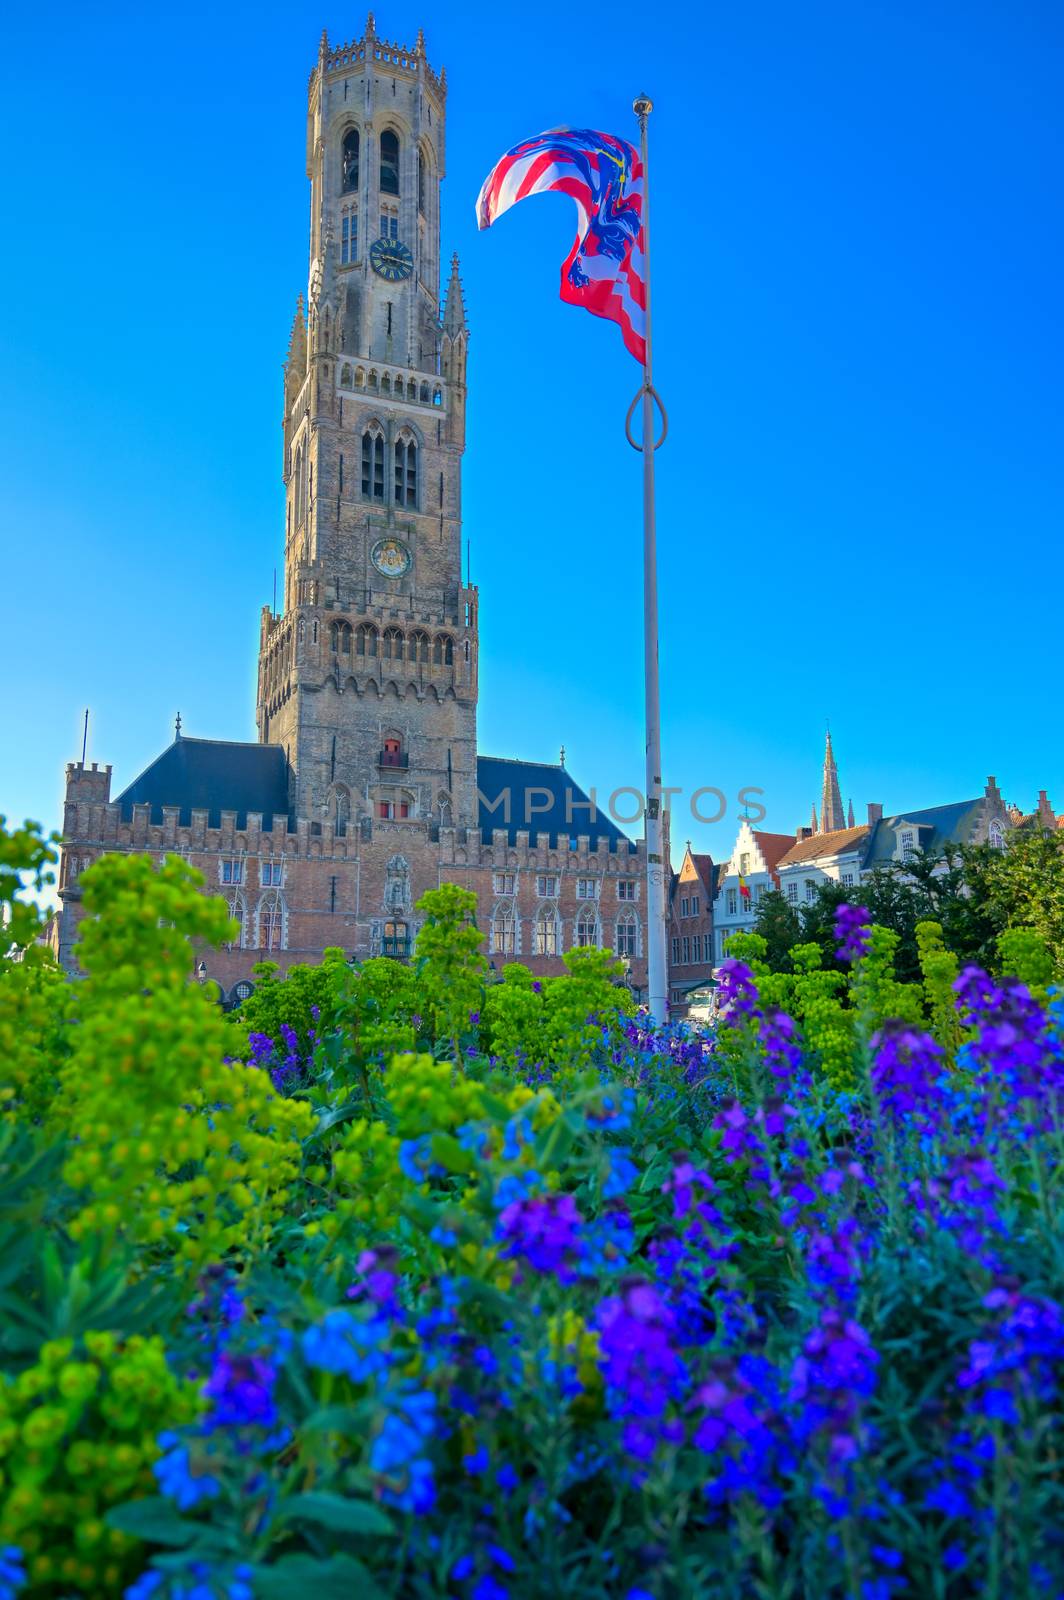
[281,1490,394,1537]
[429,1131,473,1174]
[252,1554,385,1599]
[104,1496,202,1547]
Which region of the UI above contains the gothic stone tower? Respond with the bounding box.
[258,17,477,837]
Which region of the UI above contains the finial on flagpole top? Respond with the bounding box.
[633,93,654,123]
[175,712,182,740]
[560,744,566,768]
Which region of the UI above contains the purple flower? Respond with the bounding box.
[203,1350,278,1430]
[498,1193,583,1282]
[834,903,872,963]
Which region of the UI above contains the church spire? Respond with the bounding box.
[820,730,845,834]
[443,252,468,334]
[847,797,855,828]
[811,802,818,834]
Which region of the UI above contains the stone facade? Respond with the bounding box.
[51,20,649,1001]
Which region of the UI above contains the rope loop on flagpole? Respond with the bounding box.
[625,382,668,452]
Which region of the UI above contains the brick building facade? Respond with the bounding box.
[52,19,649,1000]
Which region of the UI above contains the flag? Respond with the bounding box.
[476,127,646,364]
[738,875,751,902]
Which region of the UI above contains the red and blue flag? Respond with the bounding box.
[476,127,646,364]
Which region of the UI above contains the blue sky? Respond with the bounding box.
[1,0,1061,866]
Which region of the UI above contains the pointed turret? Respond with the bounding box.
[366,11,376,39]
[847,798,855,829]
[811,803,818,834]
[820,731,845,834]
[284,295,307,397]
[442,252,468,335]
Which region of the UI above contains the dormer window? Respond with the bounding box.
[988,819,1006,851]
[900,829,916,863]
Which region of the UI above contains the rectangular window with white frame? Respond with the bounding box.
[576,879,599,900]
[536,874,559,898]
[786,880,798,903]
[221,859,243,885]
[617,879,637,901]
[805,879,817,903]
[493,872,516,896]
[726,889,737,916]
[693,934,702,962]
[841,871,854,887]
[261,861,283,887]
[691,894,699,915]
[341,211,357,265]
[671,937,681,965]
[680,896,689,918]
[682,936,691,963]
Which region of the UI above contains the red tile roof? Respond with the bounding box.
[777,825,871,868]
[752,831,797,886]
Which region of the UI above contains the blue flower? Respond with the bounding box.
[153,1438,221,1511]
[0,1548,27,1600]
[602,1147,639,1199]
[398,1134,445,1184]
[493,1170,540,1211]
[451,1556,476,1581]
[124,1574,163,1600]
[302,1309,390,1380]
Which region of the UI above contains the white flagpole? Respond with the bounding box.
[630,93,669,1024]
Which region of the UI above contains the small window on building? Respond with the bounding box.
[394,434,417,507]
[805,879,817,903]
[988,819,1006,851]
[533,907,559,955]
[693,934,702,962]
[786,881,798,903]
[576,878,599,900]
[900,829,916,862]
[221,859,243,885]
[841,871,854,887]
[536,874,558,897]
[261,861,284,886]
[691,894,699,915]
[680,896,689,918]
[615,913,637,957]
[341,210,358,264]
[726,889,737,916]
[739,853,749,875]
[361,428,385,501]
[682,937,691,964]
[493,872,516,896]
[575,906,599,948]
[671,937,681,965]
[617,879,636,900]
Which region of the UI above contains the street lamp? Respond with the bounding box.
[195,961,207,983]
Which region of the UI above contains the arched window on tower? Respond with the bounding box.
[330,620,351,655]
[380,129,400,196]
[334,789,350,837]
[432,634,454,667]
[356,623,379,658]
[575,906,599,949]
[410,630,430,665]
[417,149,426,214]
[394,431,417,508]
[382,627,404,662]
[988,819,1006,851]
[361,426,385,501]
[341,128,360,193]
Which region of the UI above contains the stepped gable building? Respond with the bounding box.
[709,820,796,962]
[52,20,649,999]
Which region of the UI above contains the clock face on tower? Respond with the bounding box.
[370,236,414,281]
[371,537,411,578]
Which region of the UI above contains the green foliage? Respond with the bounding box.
[915,920,962,1060]
[412,883,487,1058]
[0,817,72,1119]
[233,947,351,1056]
[53,853,312,1264]
[966,829,1064,978]
[0,815,58,960]
[483,947,633,1077]
[0,1330,200,1595]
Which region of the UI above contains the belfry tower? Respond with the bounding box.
[257,17,477,836]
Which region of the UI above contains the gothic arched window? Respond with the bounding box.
[417,148,426,214]
[615,912,638,958]
[330,620,351,655]
[432,634,454,667]
[258,891,287,953]
[988,819,1006,851]
[334,789,350,837]
[341,128,360,193]
[410,631,430,664]
[576,906,599,949]
[361,427,385,501]
[356,623,378,657]
[491,901,516,956]
[533,906,559,957]
[394,433,417,508]
[227,894,247,950]
[382,627,404,661]
[380,129,400,196]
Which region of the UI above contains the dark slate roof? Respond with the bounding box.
[476,756,632,849]
[114,738,292,829]
[862,799,983,868]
